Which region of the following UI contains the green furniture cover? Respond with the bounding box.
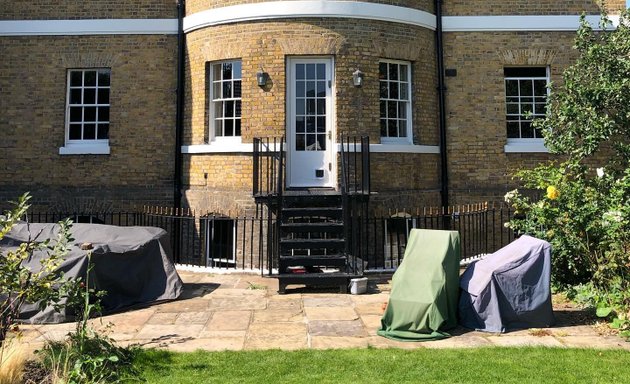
[378,229,461,341]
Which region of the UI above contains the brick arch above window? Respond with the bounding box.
[499,49,557,66]
[60,53,120,68]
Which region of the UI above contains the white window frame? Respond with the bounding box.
[59,68,111,155]
[379,59,413,144]
[208,60,242,145]
[504,66,550,153]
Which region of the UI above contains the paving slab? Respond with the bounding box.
[134,324,204,341]
[253,308,304,323]
[210,296,267,310]
[156,298,211,313]
[558,335,630,349]
[308,320,367,337]
[303,296,353,307]
[486,335,565,347]
[206,310,252,331]
[175,311,213,325]
[360,314,384,336]
[146,312,179,325]
[245,322,308,350]
[304,306,359,321]
[165,336,246,352]
[266,296,303,310]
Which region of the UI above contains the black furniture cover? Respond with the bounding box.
[458,235,555,332]
[1,223,183,323]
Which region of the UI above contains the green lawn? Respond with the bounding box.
[135,347,630,384]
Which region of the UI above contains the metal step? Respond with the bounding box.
[279,255,347,269]
[280,222,345,234]
[281,207,343,220]
[280,238,345,251]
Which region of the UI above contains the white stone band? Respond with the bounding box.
[0,19,178,36]
[182,143,440,154]
[184,1,437,32]
[443,15,619,32]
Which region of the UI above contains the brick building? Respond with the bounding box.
[1,0,626,215]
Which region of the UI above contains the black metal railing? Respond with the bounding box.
[24,203,516,273]
[253,137,285,198]
[340,136,370,195]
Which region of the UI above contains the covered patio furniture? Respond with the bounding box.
[378,229,460,341]
[459,235,555,333]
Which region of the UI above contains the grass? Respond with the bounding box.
[0,338,27,384]
[135,347,630,384]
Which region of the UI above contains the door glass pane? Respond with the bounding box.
[296,64,305,80]
[306,64,315,79]
[296,116,305,133]
[316,64,325,79]
[317,134,326,150]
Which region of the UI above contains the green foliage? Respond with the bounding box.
[38,254,141,384]
[0,193,75,345]
[506,11,630,335]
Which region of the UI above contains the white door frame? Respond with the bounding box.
[286,56,336,188]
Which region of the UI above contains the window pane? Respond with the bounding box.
[70,89,81,104]
[306,117,315,133]
[316,64,325,80]
[296,99,305,115]
[84,124,96,139]
[400,65,408,81]
[214,119,223,136]
[504,67,546,77]
[317,134,326,150]
[235,100,241,117]
[84,107,96,121]
[97,123,109,139]
[306,99,315,115]
[213,64,222,81]
[296,134,305,150]
[389,82,399,100]
[296,81,305,97]
[316,99,325,115]
[534,80,547,96]
[98,107,109,122]
[505,80,518,96]
[70,71,83,86]
[233,80,241,98]
[387,101,397,119]
[506,103,519,114]
[379,62,387,80]
[306,81,315,97]
[380,82,388,99]
[388,120,397,137]
[296,64,305,80]
[97,88,109,104]
[296,116,305,133]
[506,122,520,138]
[222,63,232,80]
[398,102,407,119]
[400,83,408,100]
[213,102,223,121]
[521,121,534,138]
[223,82,232,98]
[306,64,315,79]
[398,121,407,137]
[521,102,533,116]
[224,119,234,136]
[69,124,82,140]
[519,80,533,96]
[235,119,241,136]
[232,62,242,79]
[316,116,325,132]
[389,63,398,80]
[534,127,543,139]
[380,119,387,136]
[535,102,546,115]
[380,100,386,118]
[317,81,326,97]
[84,88,96,104]
[84,71,96,86]
[97,70,110,86]
[225,101,234,118]
[70,107,82,122]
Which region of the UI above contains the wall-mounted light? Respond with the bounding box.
[352,69,364,87]
[256,68,269,87]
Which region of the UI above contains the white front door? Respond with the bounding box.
[286,57,335,188]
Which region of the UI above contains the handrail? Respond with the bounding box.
[252,136,285,197]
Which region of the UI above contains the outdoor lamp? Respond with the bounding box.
[256,69,268,87]
[352,69,364,87]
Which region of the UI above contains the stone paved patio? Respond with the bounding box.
[16,270,630,352]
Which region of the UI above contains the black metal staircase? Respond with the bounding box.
[253,136,371,294]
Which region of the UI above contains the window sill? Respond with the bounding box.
[504,140,549,153]
[59,143,110,155]
[182,139,251,153]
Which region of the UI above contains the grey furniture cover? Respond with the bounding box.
[1,223,183,323]
[458,235,555,332]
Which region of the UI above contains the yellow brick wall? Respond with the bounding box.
[443,31,580,204]
[1,0,177,19]
[443,0,625,15]
[0,35,177,210]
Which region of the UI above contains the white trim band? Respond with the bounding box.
[184,1,437,32]
[0,19,178,36]
[59,143,111,155]
[442,15,619,32]
[182,143,440,154]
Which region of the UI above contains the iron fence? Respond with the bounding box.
[24,203,516,273]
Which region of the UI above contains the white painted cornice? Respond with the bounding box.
[0,19,177,36]
[442,15,619,32]
[184,1,437,32]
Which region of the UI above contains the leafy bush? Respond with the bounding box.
[505,11,630,336]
